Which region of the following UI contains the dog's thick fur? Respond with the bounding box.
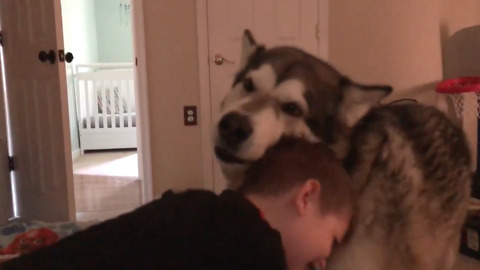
[327,105,471,270]
[213,30,472,270]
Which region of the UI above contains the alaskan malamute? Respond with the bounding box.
[214,30,471,270]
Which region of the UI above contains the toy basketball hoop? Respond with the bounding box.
[436,77,480,173]
[436,77,480,119]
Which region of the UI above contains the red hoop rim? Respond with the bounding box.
[435,77,480,94]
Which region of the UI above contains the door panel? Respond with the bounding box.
[0,0,75,221]
[207,0,319,192]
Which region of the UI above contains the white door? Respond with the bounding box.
[0,0,75,221]
[207,0,320,192]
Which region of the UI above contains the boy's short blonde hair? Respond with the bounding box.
[239,138,353,215]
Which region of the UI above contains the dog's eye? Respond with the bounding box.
[281,102,303,117]
[243,78,255,93]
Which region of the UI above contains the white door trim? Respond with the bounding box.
[196,0,214,191]
[55,0,76,221]
[195,0,329,190]
[318,0,329,60]
[132,0,153,203]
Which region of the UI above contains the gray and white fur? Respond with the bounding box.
[214,30,471,270]
[327,104,471,270]
[214,30,392,188]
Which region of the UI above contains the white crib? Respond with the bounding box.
[74,63,137,154]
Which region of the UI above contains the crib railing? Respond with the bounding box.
[74,63,135,131]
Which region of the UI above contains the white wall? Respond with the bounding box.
[60,0,99,153]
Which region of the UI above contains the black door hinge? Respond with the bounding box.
[8,156,14,171]
[0,32,4,46]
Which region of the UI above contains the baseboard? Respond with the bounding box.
[72,149,81,160]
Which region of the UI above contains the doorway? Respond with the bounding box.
[61,0,142,222]
[0,0,151,222]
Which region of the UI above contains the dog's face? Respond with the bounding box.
[214,30,392,187]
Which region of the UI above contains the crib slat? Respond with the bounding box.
[82,80,87,129]
[102,79,107,129]
[119,79,125,128]
[106,79,111,129]
[75,77,83,131]
[75,66,136,152]
[94,80,99,129]
[127,79,132,128]
[110,80,116,129]
[85,80,91,130]
[77,80,84,128]
[131,79,135,127]
[131,79,136,127]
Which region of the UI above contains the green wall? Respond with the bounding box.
[61,0,99,154]
[61,0,133,155]
[95,0,134,63]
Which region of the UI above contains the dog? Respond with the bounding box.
[214,29,393,188]
[214,30,472,270]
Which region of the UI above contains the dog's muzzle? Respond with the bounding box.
[214,146,248,164]
[215,112,252,164]
[218,112,252,147]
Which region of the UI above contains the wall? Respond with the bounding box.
[440,0,480,42]
[140,0,480,196]
[95,0,134,63]
[440,0,480,79]
[60,0,99,154]
[142,0,203,196]
[329,0,480,106]
[329,0,443,106]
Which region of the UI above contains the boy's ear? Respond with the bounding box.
[294,179,321,216]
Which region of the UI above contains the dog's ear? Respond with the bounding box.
[339,78,392,127]
[241,29,258,67]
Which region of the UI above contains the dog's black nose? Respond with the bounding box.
[218,112,252,146]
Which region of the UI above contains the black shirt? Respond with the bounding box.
[1,189,287,270]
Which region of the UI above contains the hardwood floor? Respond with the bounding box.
[72,150,141,222]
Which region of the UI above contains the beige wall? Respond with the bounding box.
[141,0,480,197]
[329,0,442,105]
[142,0,203,197]
[441,0,480,38]
[329,0,480,105]
[441,0,480,79]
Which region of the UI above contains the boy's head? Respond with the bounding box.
[239,138,353,270]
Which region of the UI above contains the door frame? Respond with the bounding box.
[0,1,14,220]
[55,0,77,221]
[132,0,153,203]
[195,0,329,190]
[0,0,155,220]
[57,0,153,208]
